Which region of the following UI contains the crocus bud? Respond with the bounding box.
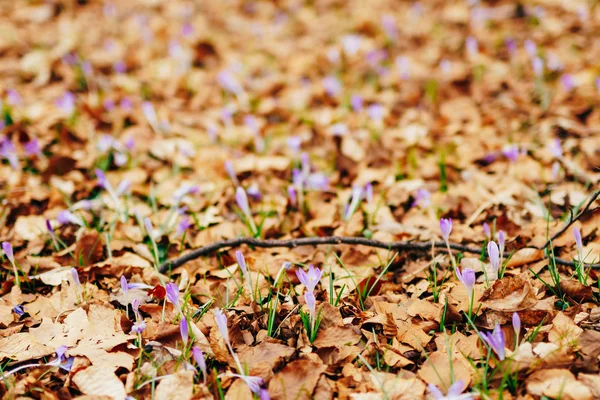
[487,241,500,273]
[165,283,179,309]
[180,317,189,346]
[573,227,583,255]
[2,242,14,264]
[440,218,453,242]
[214,309,230,346]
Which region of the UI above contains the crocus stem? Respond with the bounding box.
[11,262,20,287]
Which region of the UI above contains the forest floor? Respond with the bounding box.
[0,0,599,399]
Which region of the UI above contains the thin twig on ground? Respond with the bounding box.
[160,235,599,273]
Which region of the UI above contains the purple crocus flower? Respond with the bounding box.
[177,216,192,237]
[182,22,194,37]
[165,282,179,308]
[12,304,24,317]
[560,74,575,91]
[364,183,373,203]
[57,210,85,226]
[54,345,74,371]
[497,230,505,258]
[341,34,361,56]
[483,223,491,240]
[344,185,363,221]
[412,188,431,208]
[548,138,562,158]
[0,138,18,170]
[192,347,207,382]
[24,140,41,157]
[307,173,329,191]
[217,70,243,95]
[465,36,478,56]
[2,242,14,264]
[224,160,238,185]
[502,145,520,162]
[246,183,262,201]
[513,312,521,343]
[322,76,341,97]
[456,268,476,299]
[214,309,230,345]
[120,275,128,293]
[180,317,189,346]
[70,268,81,294]
[103,99,115,112]
[487,241,500,274]
[143,217,154,238]
[595,78,600,95]
[505,38,517,57]
[305,290,316,319]
[428,380,472,400]
[295,264,322,292]
[330,123,348,136]
[350,94,363,112]
[56,92,76,116]
[440,218,453,242]
[381,15,397,41]
[367,104,384,122]
[524,39,537,58]
[396,56,410,80]
[236,250,253,295]
[231,374,263,394]
[573,227,583,256]
[120,97,133,111]
[287,185,297,206]
[132,298,141,320]
[6,89,21,105]
[287,136,302,153]
[131,320,146,334]
[481,323,506,361]
[259,389,270,400]
[113,61,126,74]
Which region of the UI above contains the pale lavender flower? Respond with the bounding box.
[142,101,161,133]
[341,34,361,56]
[481,323,506,360]
[180,317,189,346]
[287,185,297,206]
[367,104,384,122]
[287,136,302,153]
[412,188,431,208]
[259,389,270,400]
[114,61,126,74]
[505,38,517,57]
[513,312,521,343]
[439,59,452,75]
[225,160,238,185]
[487,241,500,273]
[120,97,133,111]
[396,56,410,80]
[12,304,24,317]
[103,99,115,112]
[483,223,491,240]
[330,122,348,136]
[497,230,505,258]
[132,298,141,320]
[246,183,261,201]
[131,320,146,334]
[561,74,575,91]
[0,138,18,170]
[548,138,562,158]
[6,89,21,105]
[574,227,583,256]
[116,179,131,197]
[350,94,363,112]
[524,39,537,58]
[54,345,74,371]
[121,275,128,293]
[81,61,92,77]
[502,145,520,162]
[236,250,252,294]
[322,76,341,97]
[428,380,472,400]
[235,186,253,223]
[214,309,230,345]
[95,168,109,189]
[365,183,373,203]
[532,56,544,77]
[440,218,453,242]
[24,140,41,157]
[307,173,328,191]
[217,70,243,95]
[177,216,192,237]
[595,78,600,94]
[231,374,263,394]
[182,22,194,37]
[295,264,322,292]
[381,15,397,41]
[455,268,476,298]
[465,36,478,56]
[165,282,179,308]
[2,242,14,264]
[56,92,75,116]
[192,347,207,381]
[173,183,199,201]
[70,267,81,292]
[57,210,85,226]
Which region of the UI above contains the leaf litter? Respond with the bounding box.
[0,0,600,399]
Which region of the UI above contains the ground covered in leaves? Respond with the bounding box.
[1,0,600,399]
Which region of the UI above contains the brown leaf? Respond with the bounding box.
[548,312,583,350]
[238,340,294,374]
[560,280,595,303]
[480,275,538,312]
[527,369,592,400]
[268,359,326,400]
[506,248,544,267]
[155,370,194,400]
[418,351,472,390]
[578,330,600,357]
[72,365,127,399]
[313,325,362,348]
